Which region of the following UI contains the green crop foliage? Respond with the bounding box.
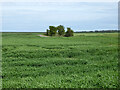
[2,32,118,88]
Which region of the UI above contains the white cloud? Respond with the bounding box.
[0,0,119,2]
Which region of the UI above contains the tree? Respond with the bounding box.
[65,27,74,37]
[49,26,57,36]
[46,29,50,36]
[57,25,65,36]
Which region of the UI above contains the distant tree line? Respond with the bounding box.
[76,30,119,33]
[46,25,74,37]
[94,30,118,33]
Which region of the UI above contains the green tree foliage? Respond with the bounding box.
[57,25,65,36]
[49,26,57,36]
[45,25,74,37]
[65,27,74,37]
[46,29,50,36]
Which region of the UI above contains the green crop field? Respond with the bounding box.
[2,32,118,88]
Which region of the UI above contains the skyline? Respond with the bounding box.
[1,2,118,32]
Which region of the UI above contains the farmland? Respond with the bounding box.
[2,32,118,88]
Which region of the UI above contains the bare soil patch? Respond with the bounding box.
[38,35,48,37]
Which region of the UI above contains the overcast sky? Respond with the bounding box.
[0,0,119,2]
[2,1,118,32]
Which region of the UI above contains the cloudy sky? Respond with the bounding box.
[1,1,118,32]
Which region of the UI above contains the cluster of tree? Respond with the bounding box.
[46,25,74,37]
